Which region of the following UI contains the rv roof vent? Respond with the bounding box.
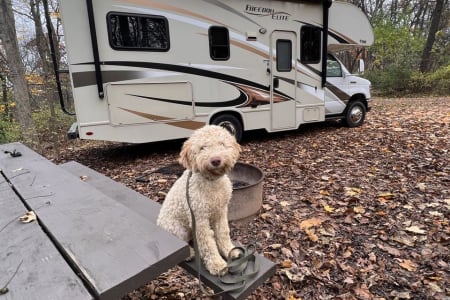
[246,32,257,41]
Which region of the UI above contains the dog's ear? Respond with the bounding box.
[179,139,192,169]
[232,140,241,161]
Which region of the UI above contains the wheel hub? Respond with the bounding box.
[350,106,363,123]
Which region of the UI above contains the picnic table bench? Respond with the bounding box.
[0,142,275,300]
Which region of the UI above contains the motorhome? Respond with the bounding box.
[59,0,374,143]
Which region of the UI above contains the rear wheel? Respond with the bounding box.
[344,101,366,127]
[211,114,243,142]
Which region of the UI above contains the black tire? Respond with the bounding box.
[211,114,243,142]
[344,101,366,127]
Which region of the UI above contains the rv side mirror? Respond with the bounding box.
[358,59,365,74]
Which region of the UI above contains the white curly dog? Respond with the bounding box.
[157,125,241,275]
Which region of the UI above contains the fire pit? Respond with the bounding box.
[228,162,264,221]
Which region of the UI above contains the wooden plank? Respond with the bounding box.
[60,161,160,222]
[0,142,190,300]
[58,160,276,300]
[0,172,92,300]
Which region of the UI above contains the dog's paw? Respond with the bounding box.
[206,258,228,276]
[185,247,195,262]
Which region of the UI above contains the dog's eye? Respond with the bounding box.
[200,146,206,151]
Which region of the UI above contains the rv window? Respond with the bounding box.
[107,13,169,51]
[326,54,342,77]
[209,26,230,60]
[300,26,321,64]
[276,39,292,72]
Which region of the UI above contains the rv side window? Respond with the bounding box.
[300,26,321,64]
[107,13,169,51]
[209,26,230,60]
[276,39,292,72]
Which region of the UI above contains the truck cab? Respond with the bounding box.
[325,53,371,127]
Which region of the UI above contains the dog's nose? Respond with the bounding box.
[210,157,222,167]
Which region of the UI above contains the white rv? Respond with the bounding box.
[59,0,373,143]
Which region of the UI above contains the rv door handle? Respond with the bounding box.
[273,78,279,89]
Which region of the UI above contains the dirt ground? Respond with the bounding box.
[53,97,449,300]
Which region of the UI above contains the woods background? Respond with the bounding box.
[0,0,449,149]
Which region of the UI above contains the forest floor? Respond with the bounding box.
[50,97,449,300]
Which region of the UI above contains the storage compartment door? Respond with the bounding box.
[107,82,193,125]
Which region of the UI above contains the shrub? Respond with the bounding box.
[0,117,21,144]
[32,106,76,145]
[366,64,450,96]
[365,66,415,96]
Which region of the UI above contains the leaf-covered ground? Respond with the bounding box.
[54,97,449,300]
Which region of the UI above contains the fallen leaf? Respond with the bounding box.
[426,281,443,293]
[279,201,290,207]
[405,225,426,235]
[305,228,319,242]
[281,247,293,258]
[416,182,426,191]
[353,206,365,214]
[343,277,354,284]
[353,284,373,300]
[260,212,272,220]
[398,259,417,272]
[270,243,283,249]
[390,291,411,299]
[320,190,330,196]
[377,243,402,256]
[323,204,335,213]
[262,204,272,211]
[379,192,395,199]
[19,211,37,223]
[268,194,277,201]
[287,294,302,300]
[300,217,324,229]
[428,210,443,217]
[281,260,293,268]
[392,233,416,247]
[285,270,305,283]
[345,187,362,197]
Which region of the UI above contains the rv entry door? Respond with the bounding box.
[270,30,297,131]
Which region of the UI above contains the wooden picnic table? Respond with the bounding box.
[0,142,275,300]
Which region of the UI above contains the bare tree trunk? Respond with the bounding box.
[0,0,36,145]
[420,0,445,73]
[30,0,60,155]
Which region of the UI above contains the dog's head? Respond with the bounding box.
[179,125,241,178]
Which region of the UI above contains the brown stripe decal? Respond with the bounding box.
[126,0,240,32]
[118,107,205,130]
[325,82,350,102]
[230,40,270,59]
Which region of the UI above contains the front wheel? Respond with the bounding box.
[344,101,366,127]
[211,114,243,142]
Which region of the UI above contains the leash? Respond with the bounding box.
[185,171,259,296]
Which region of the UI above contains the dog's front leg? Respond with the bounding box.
[195,219,228,276]
[213,212,241,260]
